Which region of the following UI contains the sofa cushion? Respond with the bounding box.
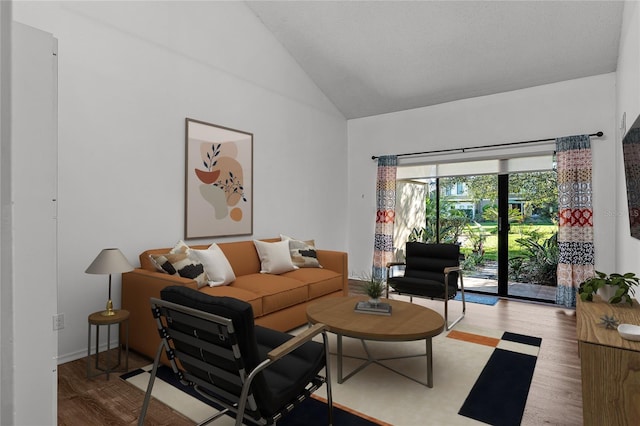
[191,243,236,287]
[281,235,322,268]
[216,240,263,277]
[149,250,207,288]
[253,240,298,274]
[198,285,263,317]
[281,268,343,299]
[233,274,308,315]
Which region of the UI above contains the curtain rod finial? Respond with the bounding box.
[596,131,603,137]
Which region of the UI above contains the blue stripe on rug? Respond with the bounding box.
[122,365,385,426]
[458,346,539,425]
[455,292,499,305]
[502,331,542,347]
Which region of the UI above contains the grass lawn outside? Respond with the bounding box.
[460,223,557,261]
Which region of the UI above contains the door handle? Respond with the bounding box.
[498,217,510,232]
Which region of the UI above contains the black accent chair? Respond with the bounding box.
[138,286,333,426]
[386,242,465,330]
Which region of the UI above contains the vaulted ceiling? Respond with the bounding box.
[246,1,624,119]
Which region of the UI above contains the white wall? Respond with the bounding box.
[616,0,640,280]
[0,2,13,424]
[394,181,426,262]
[348,74,617,279]
[11,22,58,425]
[13,1,347,362]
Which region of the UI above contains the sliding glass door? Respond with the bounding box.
[504,171,558,301]
[395,158,558,303]
[439,175,499,295]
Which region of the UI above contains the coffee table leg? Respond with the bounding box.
[426,338,433,388]
[337,334,343,384]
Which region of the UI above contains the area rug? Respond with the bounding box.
[455,292,500,305]
[448,329,542,425]
[121,364,390,426]
[123,324,540,425]
[315,323,541,425]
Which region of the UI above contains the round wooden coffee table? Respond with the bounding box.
[307,295,445,387]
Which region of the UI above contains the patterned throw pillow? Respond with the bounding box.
[281,234,322,268]
[149,240,190,272]
[149,245,207,288]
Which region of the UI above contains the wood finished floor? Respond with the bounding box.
[58,288,582,425]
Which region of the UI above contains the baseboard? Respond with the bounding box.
[57,338,122,365]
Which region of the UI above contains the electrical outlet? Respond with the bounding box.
[53,313,64,330]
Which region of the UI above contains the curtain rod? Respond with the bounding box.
[371,131,604,160]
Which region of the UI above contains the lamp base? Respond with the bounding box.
[101,299,116,316]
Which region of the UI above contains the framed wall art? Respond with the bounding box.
[185,118,253,239]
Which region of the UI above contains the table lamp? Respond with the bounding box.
[85,248,134,316]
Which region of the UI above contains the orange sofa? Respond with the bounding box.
[121,238,348,362]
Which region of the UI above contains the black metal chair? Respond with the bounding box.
[386,242,465,330]
[138,286,333,426]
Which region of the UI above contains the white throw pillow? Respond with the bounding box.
[190,244,236,287]
[253,240,298,274]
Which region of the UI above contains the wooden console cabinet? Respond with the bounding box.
[576,297,640,425]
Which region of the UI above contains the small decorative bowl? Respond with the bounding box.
[618,323,640,341]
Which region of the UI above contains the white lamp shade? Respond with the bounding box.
[85,248,134,275]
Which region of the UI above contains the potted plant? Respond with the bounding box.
[578,271,640,306]
[364,277,385,305]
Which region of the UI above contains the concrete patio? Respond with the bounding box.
[463,275,557,302]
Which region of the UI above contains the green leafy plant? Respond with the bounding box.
[508,256,526,281]
[465,221,493,255]
[461,252,484,271]
[408,227,426,242]
[578,271,640,306]
[509,232,558,286]
[411,197,469,245]
[364,277,385,300]
[482,205,523,224]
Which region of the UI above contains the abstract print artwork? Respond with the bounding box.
[555,135,594,307]
[372,155,397,281]
[185,118,253,239]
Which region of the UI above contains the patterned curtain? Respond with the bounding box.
[372,155,397,281]
[555,135,595,307]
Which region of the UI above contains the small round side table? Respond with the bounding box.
[87,309,130,380]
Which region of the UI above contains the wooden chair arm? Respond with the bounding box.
[267,323,328,361]
[444,266,462,274]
